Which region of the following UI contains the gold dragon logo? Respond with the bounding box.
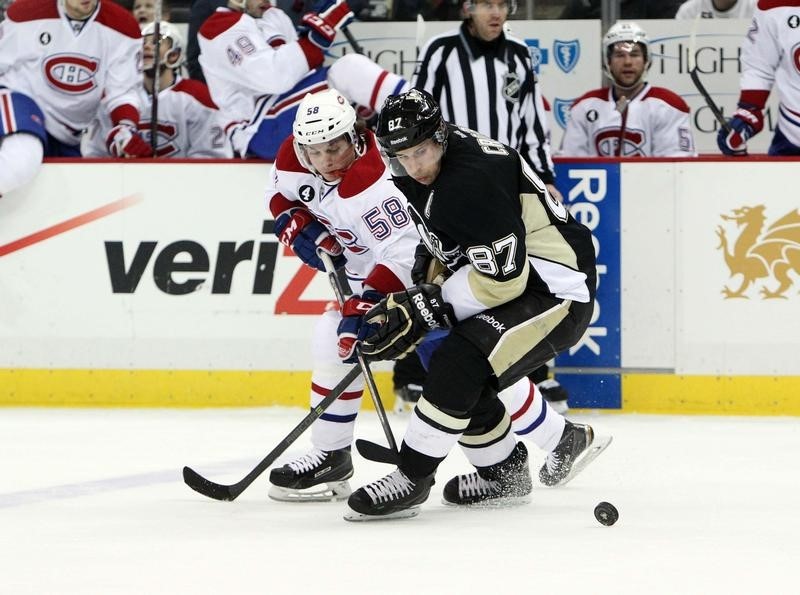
[716,205,800,299]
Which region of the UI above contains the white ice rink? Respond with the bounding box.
[2,407,798,595]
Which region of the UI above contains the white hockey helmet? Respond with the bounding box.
[293,89,364,175]
[293,89,360,146]
[141,21,185,69]
[602,21,651,87]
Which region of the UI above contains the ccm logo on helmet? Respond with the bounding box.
[44,54,99,94]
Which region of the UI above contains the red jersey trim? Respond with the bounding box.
[571,88,608,108]
[199,10,242,41]
[644,86,690,113]
[95,0,141,39]
[7,0,58,22]
[363,264,405,294]
[298,37,325,70]
[109,104,140,126]
[758,0,800,10]
[274,136,307,173]
[173,79,218,109]
[338,132,386,198]
[268,192,296,218]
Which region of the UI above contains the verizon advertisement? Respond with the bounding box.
[0,162,334,371]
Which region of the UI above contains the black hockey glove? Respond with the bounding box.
[411,242,433,285]
[411,242,450,285]
[360,284,455,361]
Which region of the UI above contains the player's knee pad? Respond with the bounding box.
[423,332,494,417]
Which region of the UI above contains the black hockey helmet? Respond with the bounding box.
[376,89,448,157]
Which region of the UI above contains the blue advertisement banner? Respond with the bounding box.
[553,162,621,409]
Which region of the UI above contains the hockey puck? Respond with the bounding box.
[594,501,619,526]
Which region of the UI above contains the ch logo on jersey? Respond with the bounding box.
[553,98,575,130]
[502,73,521,103]
[524,39,548,74]
[791,42,800,74]
[553,39,580,73]
[137,120,179,157]
[594,128,645,157]
[43,54,99,94]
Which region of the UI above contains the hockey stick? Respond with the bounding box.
[149,1,163,155]
[688,16,732,134]
[318,251,399,455]
[341,26,364,55]
[182,365,362,501]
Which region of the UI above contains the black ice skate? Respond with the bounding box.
[344,468,434,521]
[268,447,353,502]
[539,421,612,487]
[443,442,532,507]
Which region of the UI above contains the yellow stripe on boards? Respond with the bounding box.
[622,374,800,416]
[0,369,394,409]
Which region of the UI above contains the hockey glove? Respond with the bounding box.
[360,284,455,361]
[300,0,353,50]
[717,103,764,156]
[274,209,345,271]
[336,290,384,363]
[107,123,153,158]
[411,242,449,285]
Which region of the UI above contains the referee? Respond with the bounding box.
[409,0,570,412]
[413,0,558,193]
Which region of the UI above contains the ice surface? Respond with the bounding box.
[1,408,798,594]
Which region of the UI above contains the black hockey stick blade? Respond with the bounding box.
[356,438,401,465]
[342,26,364,55]
[689,68,732,134]
[183,365,363,501]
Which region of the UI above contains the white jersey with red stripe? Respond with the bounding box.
[559,83,697,157]
[267,131,418,293]
[740,0,800,147]
[82,77,232,158]
[197,7,408,160]
[0,0,143,146]
[197,7,327,159]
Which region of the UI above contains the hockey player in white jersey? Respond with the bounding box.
[560,21,697,157]
[197,0,408,161]
[0,0,152,158]
[265,89,608,505]
[675,0,755,19]
[82,21,232,158]
[718,1,800,156]
[264,89,418,501]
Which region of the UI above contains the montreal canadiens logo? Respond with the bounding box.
[43,54,99,94]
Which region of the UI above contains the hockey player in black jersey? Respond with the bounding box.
[344,89,601,521]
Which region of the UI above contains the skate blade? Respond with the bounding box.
[553,434,613,487]
[343,506,420,522]
[268,481,352,503]
[441,494,532,509]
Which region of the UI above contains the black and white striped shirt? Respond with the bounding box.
[413,21,555,183]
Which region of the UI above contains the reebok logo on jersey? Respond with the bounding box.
[476,313,506,334]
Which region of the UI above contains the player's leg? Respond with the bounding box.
[391,352,424,414]
[269,310,365,502]
[529,362,570,414]
[0,133,44,197]
[346,332,514,520]
[327,53,410,115]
